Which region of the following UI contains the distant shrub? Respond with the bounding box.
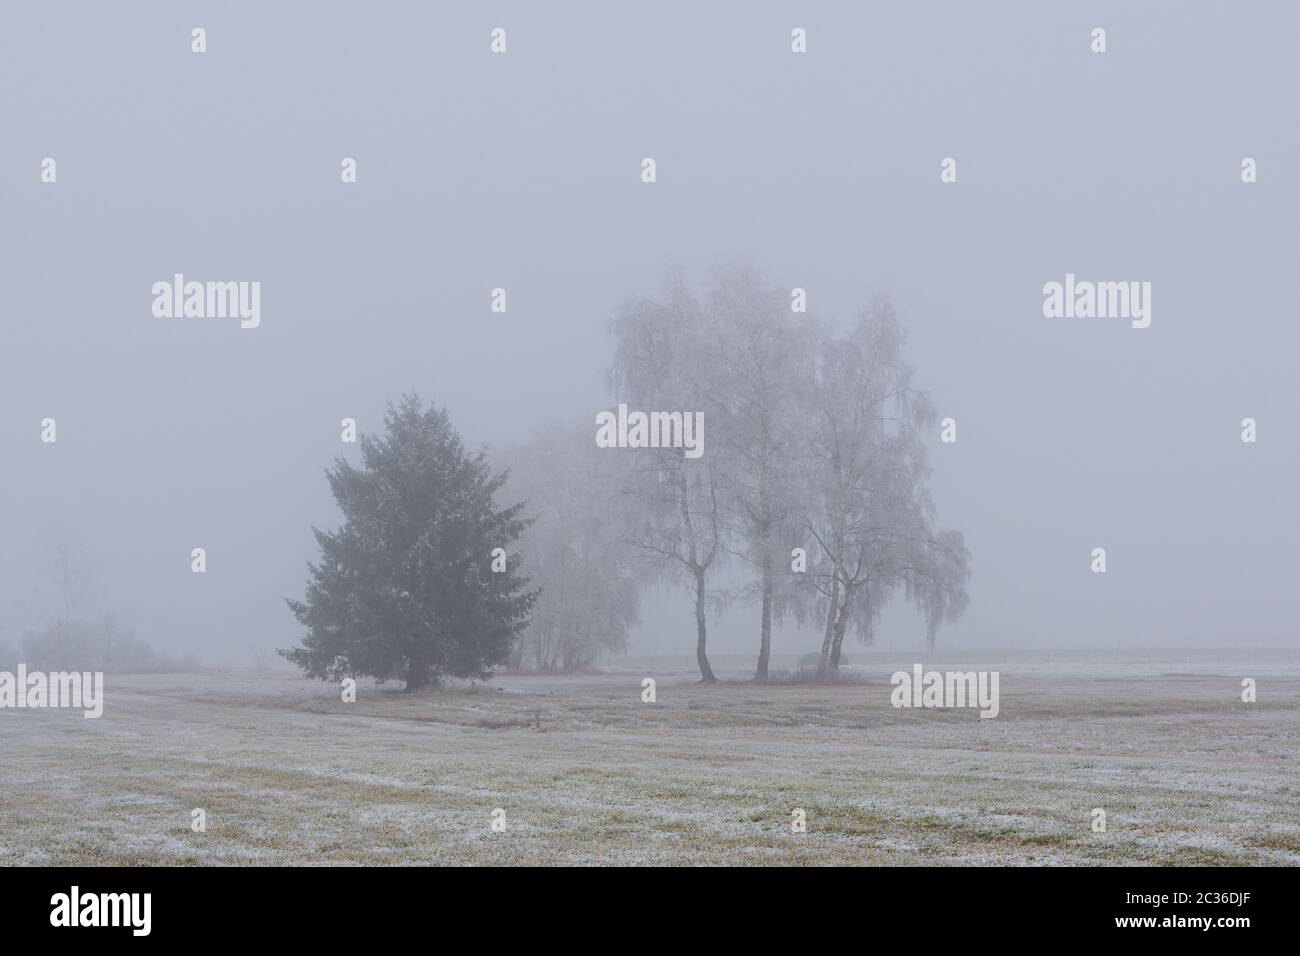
[19,619,193,673]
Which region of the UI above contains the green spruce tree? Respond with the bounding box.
[281,394,537,691]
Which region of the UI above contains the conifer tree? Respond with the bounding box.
[280,394,537,691]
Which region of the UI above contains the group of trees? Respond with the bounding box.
[280,265,969,691]
[607,265,970,682]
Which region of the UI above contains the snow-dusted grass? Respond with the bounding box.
[2,661,1297,865]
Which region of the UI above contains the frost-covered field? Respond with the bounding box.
[3,656,1298,866]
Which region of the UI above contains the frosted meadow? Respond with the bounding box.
[2,657,1296,866]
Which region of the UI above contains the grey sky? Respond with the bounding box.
[3,1,1297,664]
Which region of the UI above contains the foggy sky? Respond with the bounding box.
[3,1,1297,665]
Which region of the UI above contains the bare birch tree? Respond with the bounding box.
[608,267,726,682]
[705,264,809,681]
[803,297,970,673]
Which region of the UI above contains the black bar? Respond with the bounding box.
[1,865,1284,942]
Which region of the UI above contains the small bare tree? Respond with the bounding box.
[35,526,99,636]
[502,423,641,673]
